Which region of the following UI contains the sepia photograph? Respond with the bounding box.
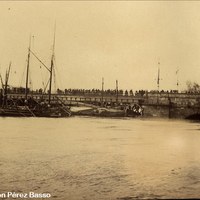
[0,1,200,199]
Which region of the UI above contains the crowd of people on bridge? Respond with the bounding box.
[58,88,180,96]
[58,88,149,96]
[5,87,183,96]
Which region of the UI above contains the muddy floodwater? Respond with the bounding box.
[0,117,200,199]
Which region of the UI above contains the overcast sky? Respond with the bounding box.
[0,1,200,92]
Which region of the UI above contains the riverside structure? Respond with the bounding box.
[2,89,200,119]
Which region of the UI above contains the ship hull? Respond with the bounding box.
[0,106,71,118]
[72,107,142,118]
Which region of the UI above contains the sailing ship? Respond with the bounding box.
[0,34,71,118]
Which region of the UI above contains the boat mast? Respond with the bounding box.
[0,74,4,90]
[48,56,53,104]
[176,68,179,92]
[25,36,31,100]
[3,62,11,107]
[48,27,56,105]
[116,79,118,104]
[101,77,104,107]
[157,63,160,92]
[157,62,160,104]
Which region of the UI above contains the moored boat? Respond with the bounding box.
[71,103,143,118]
[0,33,71,118]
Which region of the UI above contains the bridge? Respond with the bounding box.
[5,92,200,119]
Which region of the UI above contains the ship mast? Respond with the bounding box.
[176,68,179,92]
[3,62,11,107]
[116,79,118,104]
[48,26,56,105]
[25,36,31,100]
[157,63,160,92]
[101,77,104,107]
[157,62,160,104]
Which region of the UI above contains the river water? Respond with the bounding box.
[0,117,200,200]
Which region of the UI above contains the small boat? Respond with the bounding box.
[71,103,143,118]
[0,106,34,117]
